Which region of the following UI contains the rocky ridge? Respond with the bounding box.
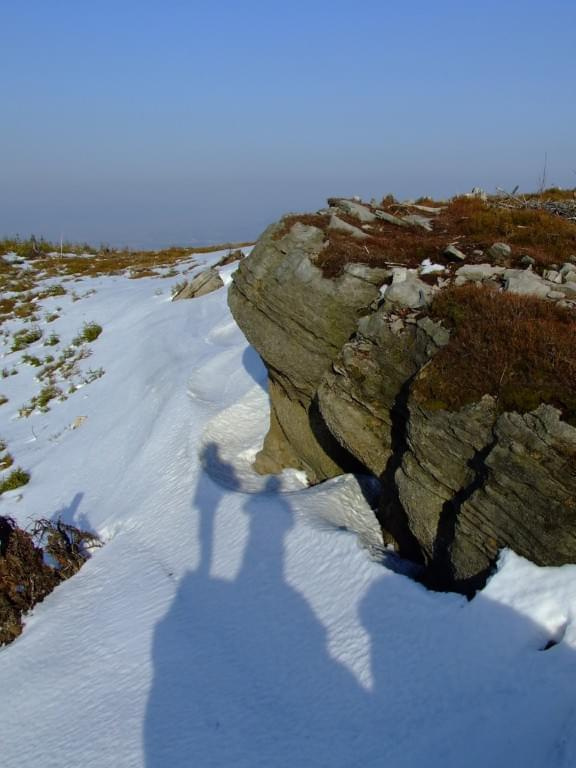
[228,193,576,593]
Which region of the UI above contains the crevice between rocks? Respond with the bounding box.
[308,395,368,477]
[378,377,425,565]
[426,436,497,596]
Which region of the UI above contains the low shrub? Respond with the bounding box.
[72,322,102,345]
[11,326,42,351]
[414,285,576,424]
[22,354,42,367]
[44,332,60,346]
[38,284,66,299]
[0,468,30,494]
[0,516,101,644]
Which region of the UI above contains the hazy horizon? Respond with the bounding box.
[2,0,574,249]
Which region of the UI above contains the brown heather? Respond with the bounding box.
[0,516,101,645]
[273,194,576,277]
[414,285,576,424]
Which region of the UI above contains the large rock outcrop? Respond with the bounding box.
[228,201,576,593]
[228,218,389,482]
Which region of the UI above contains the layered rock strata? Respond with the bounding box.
[228,219,389,482]
[228,203,576,592]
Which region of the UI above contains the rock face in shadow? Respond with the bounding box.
[228,213,576,592]
[447,406,576,590]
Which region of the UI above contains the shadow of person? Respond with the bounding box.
[356,569,576,767]
[144,472,370,768]
[146,439,576,767]
[50,492,84,526]
[193,443,240,578]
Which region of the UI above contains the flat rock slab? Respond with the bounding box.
[172,268,224,300]
[456,263,505,281]
[402,214,433,231]
[327,199,377,223]
[328,215,370,239]
[374,209,410,227]
[504,270,549,298]
[444,244,467,261]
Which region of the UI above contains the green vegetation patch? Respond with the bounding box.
[11,326,43,351]
[0,468,30,494]
[44,332,60,346]
[19,385,63,416]
[414,285,576,424]
[72,322,102,345]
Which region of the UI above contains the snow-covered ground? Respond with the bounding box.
[1,250,575,768]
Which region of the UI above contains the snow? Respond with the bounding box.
[420,257,446,275]
[1,250,576,767]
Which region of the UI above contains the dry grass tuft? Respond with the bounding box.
[0,516,102,645]
[0,516,59,644]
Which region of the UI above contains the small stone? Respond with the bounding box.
[547,291,566,300]
[488,242,512,261]
[343,263,391,283]
[374,210,410,227]
[456,263,504,282]
[402,214,433,231]
[382,278,432,310]
[416,316,451,347]
[444,244,467,261]
[560,263,576,282]
[472,249,484,257]
[172,268,224,300]
[327,199,377,223]
[543,269,562,284]
[561,281,576,297]
[389,318,405,334]
[504,271,549,298]
[420,258,445,275]
[392,267,409,283]
[520,255,536,268]
[397,203,445,215]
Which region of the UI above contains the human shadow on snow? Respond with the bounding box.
[144,444,576,768]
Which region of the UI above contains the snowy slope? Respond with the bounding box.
[1,252,576,768]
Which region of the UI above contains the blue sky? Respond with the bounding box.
[1,0,574,247]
